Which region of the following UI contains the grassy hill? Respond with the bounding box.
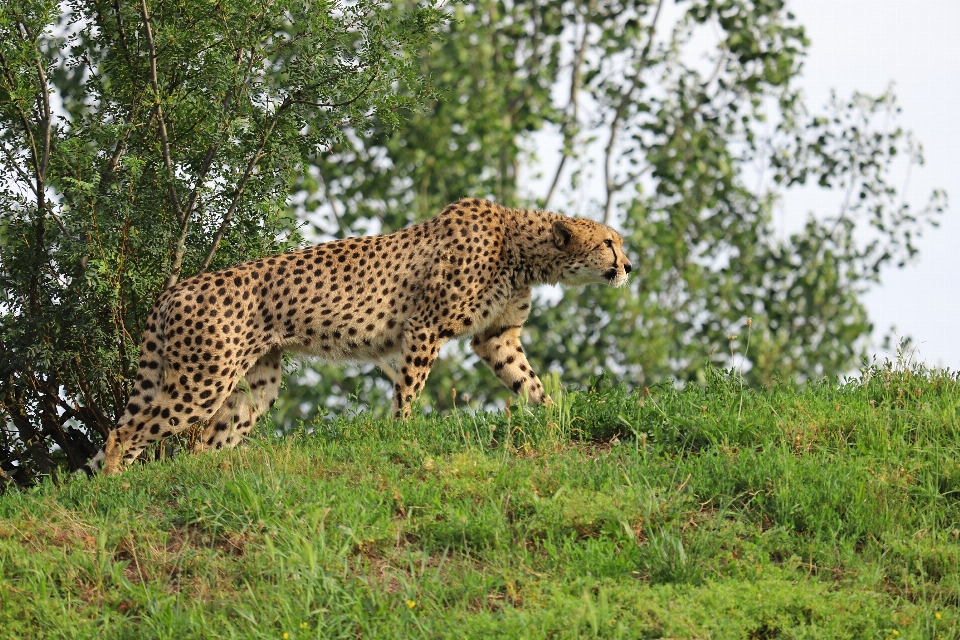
[1,363,959,639]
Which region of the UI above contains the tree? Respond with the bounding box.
[273,0,944,424]
[0,0,445,487]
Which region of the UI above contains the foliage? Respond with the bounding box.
[2,363,960,637]
[275,0,945,424]
[0,0,446,485]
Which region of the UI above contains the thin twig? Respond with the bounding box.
[0,141,34,185]
[291,63,382,110]
[831,127,863,238]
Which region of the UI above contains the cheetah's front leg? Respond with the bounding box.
[471,291,548,405]
[391,321,450,419]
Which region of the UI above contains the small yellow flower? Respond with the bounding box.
[283,634,289,639]
[935,612,942,620]
[893,631,900,637]
[406,599,417,609]
[300,622,309,628]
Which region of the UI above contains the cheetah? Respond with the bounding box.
[85,198,632,475]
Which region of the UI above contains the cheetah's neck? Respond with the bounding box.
[502,207,567,288]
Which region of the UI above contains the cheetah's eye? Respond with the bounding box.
[604,239,613,248]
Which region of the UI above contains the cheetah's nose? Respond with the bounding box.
[624,262,632,274]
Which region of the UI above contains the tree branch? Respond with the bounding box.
[163,43,261,288]
[198,112,283,273]
[140,0,183,222]
[0,47,43,201]
[140,0,202,290]
[162,142,223,289]
[195,39,293,274]
[73,360,114,438]
[543,0,596,209]
[316,169,349,237]
[602,0,664,224]
[103,94,148,177]
[33,54,51,191]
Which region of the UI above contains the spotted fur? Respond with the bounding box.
[86,198,632,475]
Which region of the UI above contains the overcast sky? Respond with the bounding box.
[788,0,960,368]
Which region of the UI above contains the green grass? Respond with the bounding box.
[2,362,959,639]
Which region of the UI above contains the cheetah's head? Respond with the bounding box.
[553,219,632,288]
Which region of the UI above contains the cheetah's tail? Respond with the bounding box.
[80,307,167,477]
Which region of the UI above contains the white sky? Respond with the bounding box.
[788,0,960,368]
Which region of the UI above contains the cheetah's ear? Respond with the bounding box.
[552,221,574,250]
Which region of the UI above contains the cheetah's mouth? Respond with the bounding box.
[604,267,630,288]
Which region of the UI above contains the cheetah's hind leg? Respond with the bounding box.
[99,380,235,476]
[193,348,283,453]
